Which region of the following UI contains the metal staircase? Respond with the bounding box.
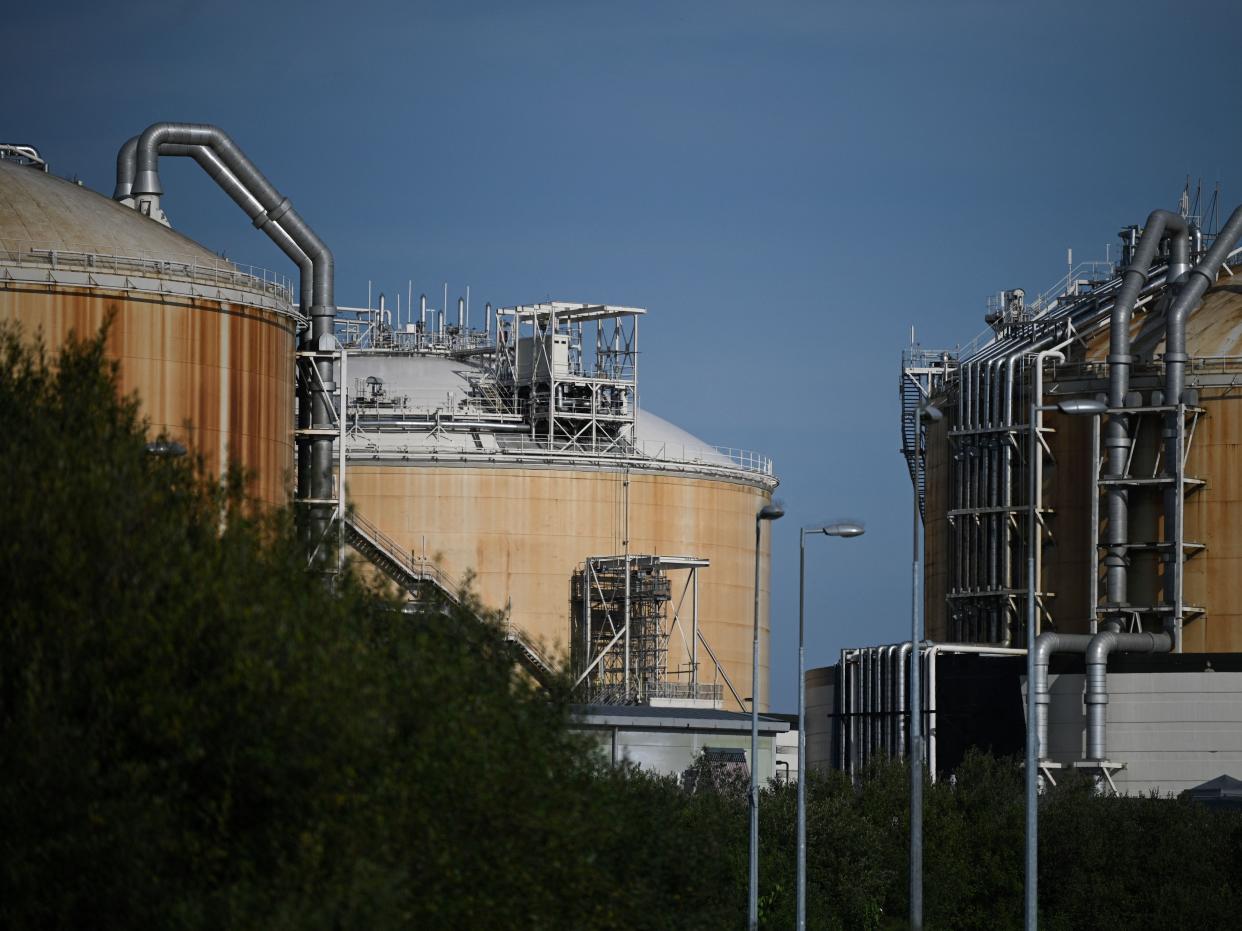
[900,346,957,516]
[343,511,557,684]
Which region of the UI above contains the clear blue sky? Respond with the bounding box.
[11,0,1241,710]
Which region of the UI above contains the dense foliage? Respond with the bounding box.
[2,325,1240,929]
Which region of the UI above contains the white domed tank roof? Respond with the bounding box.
[0,157,223,262]
[346,350,735,468]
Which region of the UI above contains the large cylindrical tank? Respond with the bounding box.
[0,157,297,504]
[343,350,778,710]
[924,266,1242,652]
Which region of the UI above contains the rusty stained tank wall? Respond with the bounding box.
[0,285,295,505]
[0,156,296,505]
[347,464,774,711]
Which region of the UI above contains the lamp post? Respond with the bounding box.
[1025,393,1106,930]
[910,400,941,930]
[749,501,784,931]
[798,520,865,931]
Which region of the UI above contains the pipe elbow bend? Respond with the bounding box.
[1086,631,1119,667]
[1032,631,1062,667]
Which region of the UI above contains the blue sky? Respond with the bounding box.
[11,0,1241,710]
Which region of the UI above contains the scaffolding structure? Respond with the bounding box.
[570,555,729,707]
[494,302,643,454]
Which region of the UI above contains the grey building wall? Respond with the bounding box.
[1040,670,1242,795]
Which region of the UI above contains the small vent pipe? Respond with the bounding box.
[120,123,337,554]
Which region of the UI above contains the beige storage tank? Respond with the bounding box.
[0,154,298,505]
[338,303,779,711]
[920,259,1242,653]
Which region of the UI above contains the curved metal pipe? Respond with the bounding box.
[1084,630,1171,760]
[1031,632,1094,760]
[116,136,313,313]
[1161,205,1242,645]
[1104,211,1190,626]
[126,122,337,550]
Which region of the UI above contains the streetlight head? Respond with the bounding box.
[918,401,944,423]
[1055,398,1108,416]
[758,502,785,522]
[822,520,865,538]
[144,439,187,457]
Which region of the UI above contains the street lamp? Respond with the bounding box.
[1025,393,1106,930]
[143,439,187,457]
[910,400,941,931]
[749,501,784,931]
[798,520,865,931]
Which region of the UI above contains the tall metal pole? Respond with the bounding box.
[910,424,924,931]
[1025,394,1039,931]
[797,530,808,931]
[749,515,762,931]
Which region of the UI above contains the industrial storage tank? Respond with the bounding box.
[336,299,779,710]
[828,203,1242,792]
[913,237,1242,653]
[0,147,298,505]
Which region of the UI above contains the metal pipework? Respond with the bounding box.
[123,137,315,315]
[1104,211,1190,627]
[1030,632,1093,761]
[125,122,337,551]
[1161,205,1242,642]
[1084,630,1171,761]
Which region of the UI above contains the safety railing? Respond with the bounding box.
[0,237,295,307]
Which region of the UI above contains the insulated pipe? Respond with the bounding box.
[879,646,891,756]
[1162,205,1242,642]
[879,650,889,759]
[116,136,314,313]
[860,649,870,767]
[1031,632,1094,760]
[1084,630,1172,761]
[895,642,912,758]
[128,122,337,553]
[1105,211,1190,626]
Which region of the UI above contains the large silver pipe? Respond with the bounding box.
[117,135,314,313]
[850,650,861,775]
[1031,632,1094,759]
[1162,207,1242,641]
[127,122,337,552]
[1104,211,1190,627]
[1084,630,1171,761]
[881,645,894,756]
[862,649,872,766]
[895,642,912,758]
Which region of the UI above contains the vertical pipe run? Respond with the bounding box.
[748,517,763,931]
[797,533,808,931]
[1105,210,1190,627]
[1162,204,1242,647]
[911,417,924,930]
[124,123,337,556]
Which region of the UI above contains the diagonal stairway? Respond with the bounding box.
[344,512,556,685]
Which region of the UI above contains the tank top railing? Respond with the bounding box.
[0,237,296,310]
